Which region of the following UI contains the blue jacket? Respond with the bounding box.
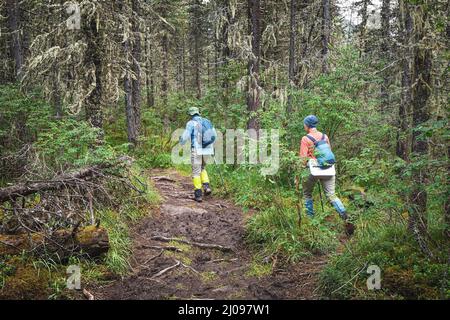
[179,115,202,149]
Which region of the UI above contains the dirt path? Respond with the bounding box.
[91,169,328,300]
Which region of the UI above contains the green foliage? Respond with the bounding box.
[0,85,52,140]
[246,206,339,261]
[208,165,340,260]
[97,209,133,275]
[35,119,117,168]
[319,223,450,299]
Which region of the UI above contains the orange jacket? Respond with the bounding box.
[299,129,331,160]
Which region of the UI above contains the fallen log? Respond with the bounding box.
[0,226,109,260]
[0,163,112,204]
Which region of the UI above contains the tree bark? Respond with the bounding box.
[321,0,331,74]
[131,0,142,143]
[122,1,137,146]
[358,0,369,56]
[6,0,23,80]
[190,0,202,99]
[83,15,103,129]
[287,0,297,114]
[145,25,155,107]
[396,0,412,160]
[247,0,261,131]
[408,5,432,256]
[161,32,169,130]
[380,0,391,111]
[298,1,319,87]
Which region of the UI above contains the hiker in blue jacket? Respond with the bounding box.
[179,107,215,202]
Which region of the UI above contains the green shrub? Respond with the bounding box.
[35,119,117,169]
[319,223,450,299]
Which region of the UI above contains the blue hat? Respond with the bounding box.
[304,115,319,128]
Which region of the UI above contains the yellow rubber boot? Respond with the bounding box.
[193,176,203,202]
[193,176,202,190]
[200,170,210,184]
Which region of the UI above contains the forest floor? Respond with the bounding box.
[90,169,330,300]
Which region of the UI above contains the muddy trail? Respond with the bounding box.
[91,169,328,300]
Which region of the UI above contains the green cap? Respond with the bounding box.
[188,107,200,116]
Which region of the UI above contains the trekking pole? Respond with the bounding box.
[295,172,303,228]
[213,155,227,195]
[318,182,325,213]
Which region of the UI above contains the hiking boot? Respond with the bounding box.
[203,183,212,196]
[305,199,314,217]
[194,189,203,202]
[344,221,355,236]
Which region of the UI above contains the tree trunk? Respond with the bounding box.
[0,227,109,260]
[145,26,155,107]
[83,15,103,129]
[247,0,261,131]
[380,0,391,112]
[131,0,142,143]
[161,32,169,130]
[321,0,331,74]
[194,33,201,99]
[122,1,137,146]
[52,66,62,119]
[190,0,202,99]
[298,1,318,87]
[182,34,187,94]
[6,0,23,80]
[396,0,412,160]
[287,0,297,114]
[358,0,369,56]
[408,6,432,256]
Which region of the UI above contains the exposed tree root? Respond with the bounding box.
[151,235,233,252]
[151,260,181,279]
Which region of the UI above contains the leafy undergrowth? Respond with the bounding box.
[319,222,450,300]
[205,165,343,262]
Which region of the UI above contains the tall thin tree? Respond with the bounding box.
[321,0,331,74]
[408,4,432,256]
[380,0,391,111]
[6,0,23,80]
[247,0,261,131]
[287,0,297,114]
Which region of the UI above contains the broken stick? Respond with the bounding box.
[83,288,94,300]
[151,235,233,252]
[151,260,181,279]
[140,244,183,252]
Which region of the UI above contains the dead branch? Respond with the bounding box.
[151,176,176,182]
[205,258,238,264]
[139,244,182,252]
[142,249,164,265]
[83,288,95,300]
[0,163,112,203]
[180,262,200,274]
[150,260,181,279]
[151,235,233,252]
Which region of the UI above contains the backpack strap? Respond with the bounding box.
[192,117,203,129]
[306,134,317,144]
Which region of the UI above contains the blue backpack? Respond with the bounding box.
[194,117,217,148]
[307,133,336,168]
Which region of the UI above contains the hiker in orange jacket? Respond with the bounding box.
[298,115,354,235]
